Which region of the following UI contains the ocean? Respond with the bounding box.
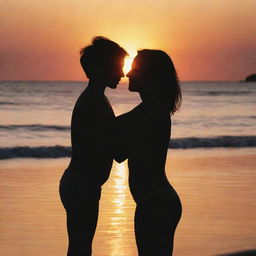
[0,81,255,158]
[0,81,256,256]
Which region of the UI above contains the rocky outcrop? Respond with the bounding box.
[245,74,256,82]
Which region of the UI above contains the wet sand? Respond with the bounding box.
[0,148,255,256]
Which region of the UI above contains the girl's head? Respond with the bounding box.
[127,49,182,114]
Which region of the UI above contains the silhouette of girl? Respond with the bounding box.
[114,49,182,255]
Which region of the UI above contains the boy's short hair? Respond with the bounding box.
[80,36,128,79]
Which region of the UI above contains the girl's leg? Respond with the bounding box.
[134,188,182,256]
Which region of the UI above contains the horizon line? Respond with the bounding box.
[0,79,244,83]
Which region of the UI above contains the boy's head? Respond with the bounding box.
[80,36,128,88]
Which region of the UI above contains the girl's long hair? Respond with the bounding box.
[137,49,182,114]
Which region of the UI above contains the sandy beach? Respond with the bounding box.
[0,148,255,256]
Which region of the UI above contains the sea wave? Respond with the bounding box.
[0,101,42,106]
[0,136,255,159]
[0,146,71,159]
[0,124,70,131]
[0,101,24,105]
[189,91,254,96]
[169,136,256,149]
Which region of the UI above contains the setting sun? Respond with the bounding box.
[123,56,134,75]
[123,48,137,75]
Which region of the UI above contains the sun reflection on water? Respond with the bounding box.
[111,161,127,216]
[109,161,132,256]
[95,160,136,255]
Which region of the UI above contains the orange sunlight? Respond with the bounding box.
[123,48,137,75]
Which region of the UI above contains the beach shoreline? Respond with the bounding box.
[0,148,255,256]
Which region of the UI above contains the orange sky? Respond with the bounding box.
[0,0,255,81]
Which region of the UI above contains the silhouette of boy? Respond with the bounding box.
[59,36,127,256]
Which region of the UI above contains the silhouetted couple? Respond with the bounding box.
[59,36,182,256]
